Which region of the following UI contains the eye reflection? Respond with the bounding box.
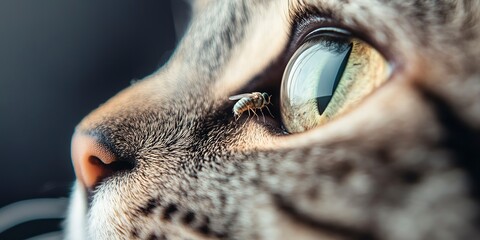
[285,37,352,115]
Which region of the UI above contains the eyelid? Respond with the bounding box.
[287,15,335,55]
[305,27,351,41]
[287,12,359,65]
[287,9,395,66]
[284,13,398,76]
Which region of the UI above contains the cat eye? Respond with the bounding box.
[280,29,390,133]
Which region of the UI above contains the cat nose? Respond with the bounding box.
[71,131,120,190]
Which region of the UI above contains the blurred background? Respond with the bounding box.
[0,0,190,238]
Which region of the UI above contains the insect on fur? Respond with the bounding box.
[228,92,273,121]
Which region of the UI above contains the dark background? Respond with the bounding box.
[0,0,189,238]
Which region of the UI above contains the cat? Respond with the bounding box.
[65,0,480,239]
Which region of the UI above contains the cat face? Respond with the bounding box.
[66,0,480,239]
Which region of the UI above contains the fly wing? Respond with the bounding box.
[228,93,253,100]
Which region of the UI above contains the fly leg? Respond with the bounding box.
[259,109,266,123]
[251,109,259,120]
[247,108,255,120]
[265,105,274,118]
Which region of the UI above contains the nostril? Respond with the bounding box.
[104,157,135,172]
[71,131,133,190]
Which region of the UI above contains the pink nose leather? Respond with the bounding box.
[71,132,117,189]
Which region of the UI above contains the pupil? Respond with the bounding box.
[315,41,352,114]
